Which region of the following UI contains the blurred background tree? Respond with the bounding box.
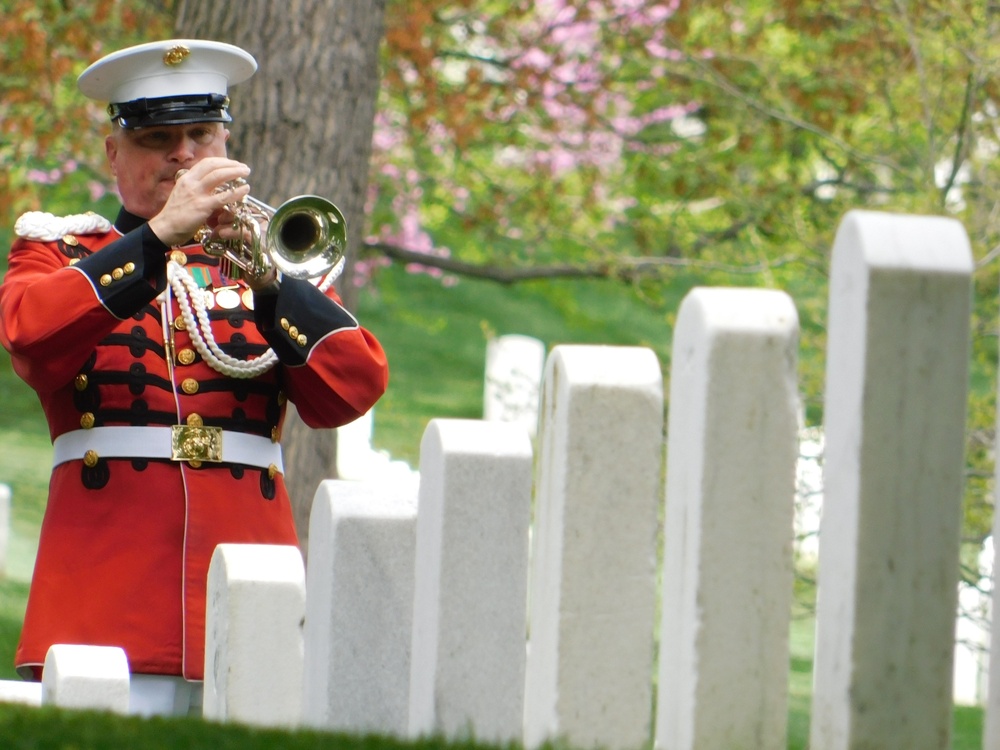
[172,0,387,555]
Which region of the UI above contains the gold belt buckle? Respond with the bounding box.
[171,424,223,464]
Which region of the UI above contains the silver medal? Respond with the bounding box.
[216,288,241,309]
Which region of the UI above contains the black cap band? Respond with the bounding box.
[108,93,232,129]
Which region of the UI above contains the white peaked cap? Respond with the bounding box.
[78,39,257,105]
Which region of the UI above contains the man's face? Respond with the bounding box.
[105,122,230,219]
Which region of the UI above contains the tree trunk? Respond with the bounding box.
[174,0,387,559]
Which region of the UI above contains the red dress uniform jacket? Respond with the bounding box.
[0,207,388,680]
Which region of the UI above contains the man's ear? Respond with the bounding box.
[105,135,118,177]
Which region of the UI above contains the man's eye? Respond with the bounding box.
[137,133,169,147]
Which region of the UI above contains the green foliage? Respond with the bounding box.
[371,3,1000,497]
[0,0,174,222]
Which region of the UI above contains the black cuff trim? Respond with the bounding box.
[255,277,358,365]
[72,227,167,319]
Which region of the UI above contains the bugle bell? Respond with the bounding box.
[258,193,347,280]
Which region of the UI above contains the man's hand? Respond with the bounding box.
[148,157,252,247]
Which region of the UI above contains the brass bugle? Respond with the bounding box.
[177,171,346,281]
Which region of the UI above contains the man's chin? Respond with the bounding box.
[153,183,175,205]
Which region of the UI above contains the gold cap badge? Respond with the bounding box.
[163,45,191,66]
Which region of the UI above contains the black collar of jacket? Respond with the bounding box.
[114,207,148,235]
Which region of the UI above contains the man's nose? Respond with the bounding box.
[168,135,198,161]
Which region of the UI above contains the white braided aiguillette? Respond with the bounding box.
[14,211,112,241]
[168,261,277,378]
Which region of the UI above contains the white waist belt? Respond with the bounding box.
[53,426,283,472]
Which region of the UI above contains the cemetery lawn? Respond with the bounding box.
[0,613,984,748]
[0,261,988,747]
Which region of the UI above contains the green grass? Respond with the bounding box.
[0,261,987,747]
[0,607,984,748]
[0,703,509,750]
[787,617,814,748]
[0,579,29,682]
